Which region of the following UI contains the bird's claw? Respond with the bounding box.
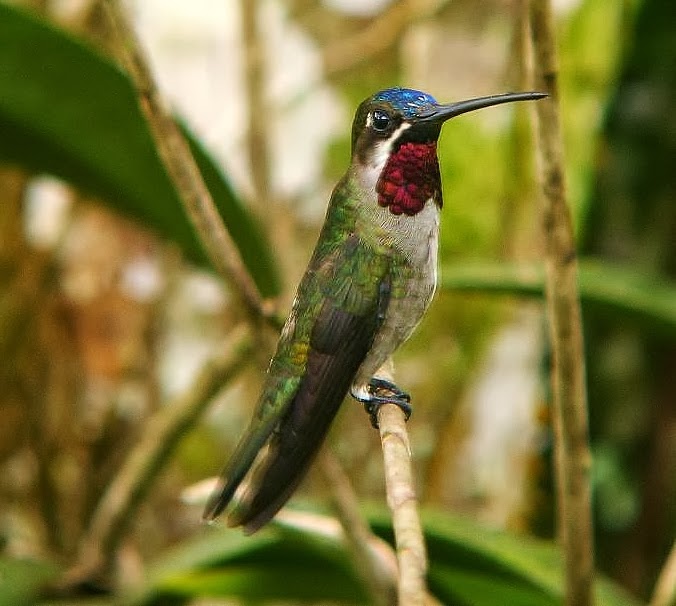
[362,378,412,429]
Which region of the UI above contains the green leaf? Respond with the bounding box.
[0,557,59,606]
[128,507,642,606]
[440,259,676,334]
[0,4,280,297]
[156,566,365,603]
[429,567,558,606]
[408,510,642,606]
[145,529,278,581]
[132,523,367,605]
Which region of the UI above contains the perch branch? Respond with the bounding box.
[377,403,428,605]
[102,0,272,323]
[529,2,594,606]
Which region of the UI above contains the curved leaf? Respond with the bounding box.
[133,523,367,605]
[417,510,642,606]
[129,507,643,606]
[0,4,280,297]
[156,567,366,603]
[440,259,676,334]
[429,567,558,606]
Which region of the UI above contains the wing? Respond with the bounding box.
[203,231,391,532]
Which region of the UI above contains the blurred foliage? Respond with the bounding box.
[123,509,641,606]
[0,0,673,604]
[581,0,676,596]
[0,3,280,297]
[0,557,59,606]
[440,259,676,335]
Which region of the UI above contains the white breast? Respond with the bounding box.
[355,196,440,272]
[350,199,440,391]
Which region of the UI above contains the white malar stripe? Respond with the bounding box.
[358,121,412,193]
[369,121,411,170]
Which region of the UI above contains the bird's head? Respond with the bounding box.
[350,87,545,216]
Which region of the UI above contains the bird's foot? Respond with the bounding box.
[361,378,412,429]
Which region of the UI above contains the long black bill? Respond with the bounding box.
[418,91,547,124]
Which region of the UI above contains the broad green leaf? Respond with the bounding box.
[132,524,367,605]
[0,4,280,297]
[0,557,59,606]
[429,567,558,606]
[410,510,642,606]
[129,507,643,606]
[144,527,278,578]
[156,567,366,603]
[441,259,676,334]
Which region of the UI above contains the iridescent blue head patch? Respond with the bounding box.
[372,88,438,118]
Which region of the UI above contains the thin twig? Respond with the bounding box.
[320,450,398,606]
[650,540,676,606]
[240,0,271,211]
[22,362,64,555]
[529,2,594,606]
[377,403,428,606]
[61,330,252,588]
[101,0,271,323]
[500,0,537,257]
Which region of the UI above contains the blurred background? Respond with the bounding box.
[0,0,674,603]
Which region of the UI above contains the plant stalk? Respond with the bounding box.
[102,0,272,324]
[377,403,428,605]
[529,2,595,605]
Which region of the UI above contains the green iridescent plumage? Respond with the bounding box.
[204,173,402,532]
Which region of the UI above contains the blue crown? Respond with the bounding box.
[372,88,438,118]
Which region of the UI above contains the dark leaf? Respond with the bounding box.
[0,4,280,297]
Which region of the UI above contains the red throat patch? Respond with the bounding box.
[376,141,441,216]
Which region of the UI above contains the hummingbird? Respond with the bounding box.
[204,87,545,533]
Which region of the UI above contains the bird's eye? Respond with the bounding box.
[372,110,391,131]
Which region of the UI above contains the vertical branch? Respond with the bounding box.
[377,404,428,606]
[529,2,594,606]
[500,0,537,257]
[101,0,269,323]
[240,0,271,211]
